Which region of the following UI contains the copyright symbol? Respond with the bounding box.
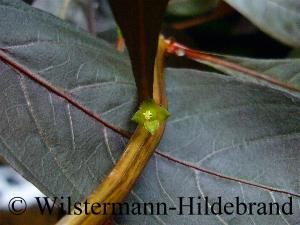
[8,197,27,215]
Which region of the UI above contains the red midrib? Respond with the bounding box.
[0,48,299,199]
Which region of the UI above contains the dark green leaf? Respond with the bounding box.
[191,52,300,98]
[0,1,300,224]
[224,0,300,47]
[33,0,88,30]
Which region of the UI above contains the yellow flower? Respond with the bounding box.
[143,110,153,120]
[132,99,170,134]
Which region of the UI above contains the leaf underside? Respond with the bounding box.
[190,51,300,98]
[224,0,300,47]
[0,1,300,224]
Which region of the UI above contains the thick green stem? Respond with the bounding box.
[55,37,168,225]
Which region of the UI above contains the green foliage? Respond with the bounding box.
[191,53,300,98]
[132,99,170,134]
[0,0,300,224]
[224,0,300,47]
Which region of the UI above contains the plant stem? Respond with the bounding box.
[55,36,168,225]
[59,0,71,20]
[171,2,233,30]
[85,0,96,35]
[164,38,300,94]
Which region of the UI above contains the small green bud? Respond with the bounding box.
[131,99,170,134]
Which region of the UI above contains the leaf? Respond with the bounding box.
[108,0,169,101]
[223,0,300,47]
[33,0,88,30]
[167,0,219,18]
[181,49,300,98]
[218,56,300,95]
[1,1,300,224]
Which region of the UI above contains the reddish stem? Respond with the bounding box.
[1,47,299,200]
[165,39,300,94]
